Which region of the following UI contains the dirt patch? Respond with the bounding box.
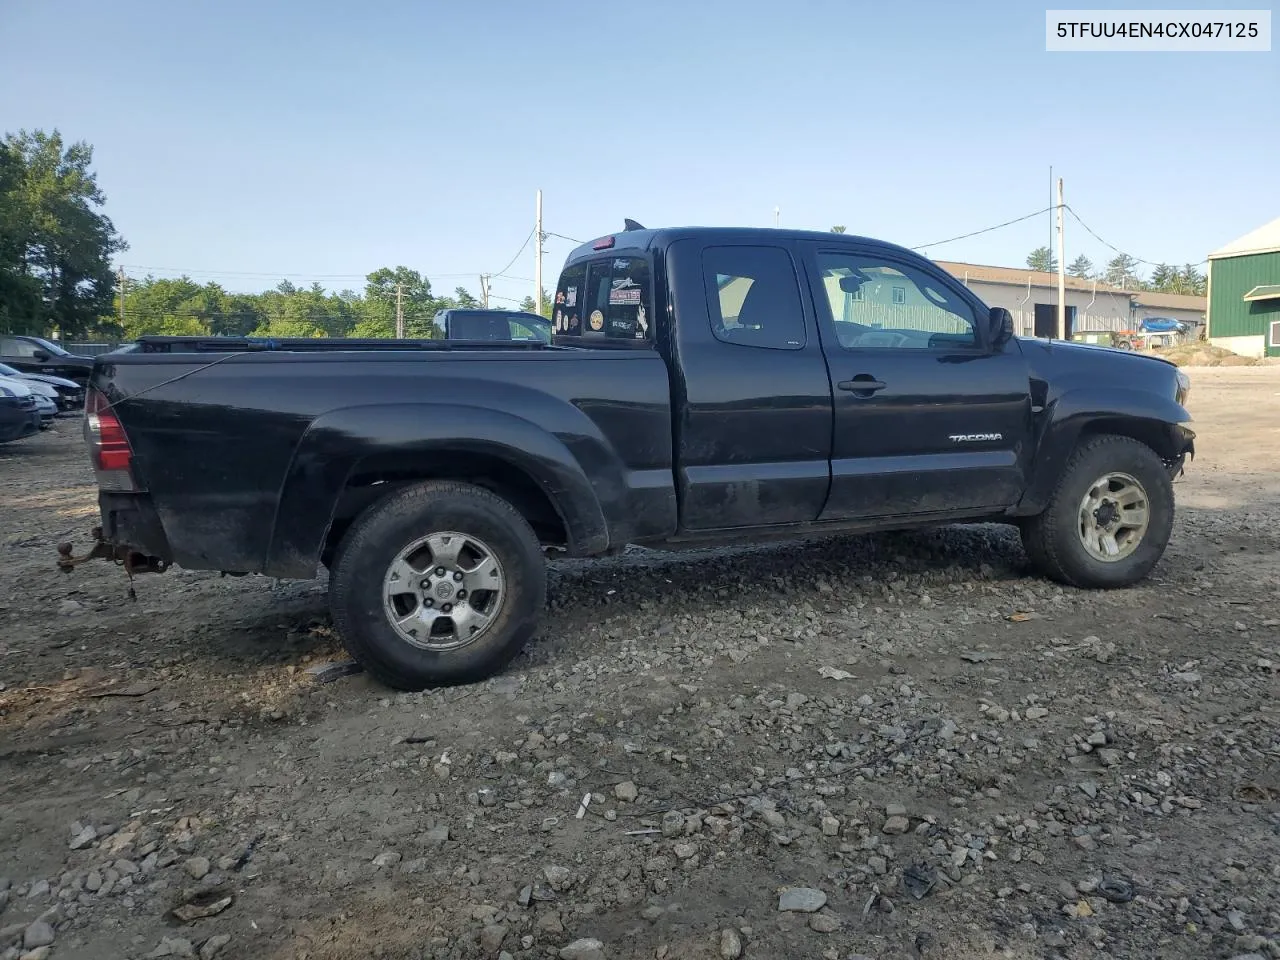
[1,369,1279,960]
[1151,342,1260,366]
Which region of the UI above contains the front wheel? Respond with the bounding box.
[1020,435,1174,588]
[329,481,546,690]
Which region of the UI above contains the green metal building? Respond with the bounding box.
[1207,216,1280,358]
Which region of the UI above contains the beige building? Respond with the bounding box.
[935,261,1206,338]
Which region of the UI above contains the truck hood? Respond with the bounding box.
[1016,336,1178,376]
[1015,337,1188,412]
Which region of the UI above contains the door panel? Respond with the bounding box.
[667,240,833,530]
[802,244,1033,521]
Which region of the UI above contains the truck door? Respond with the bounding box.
[667,238,833,530]
[799,242,1033,521]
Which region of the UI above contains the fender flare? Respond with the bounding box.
[264,402,610,577]
[1014,387,1193,516]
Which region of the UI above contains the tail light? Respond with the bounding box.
[85,389,136,490]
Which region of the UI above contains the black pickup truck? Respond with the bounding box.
[75,225,1194,689]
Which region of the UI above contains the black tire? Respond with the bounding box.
[329,480,546,690]
[1020,434,1173,589]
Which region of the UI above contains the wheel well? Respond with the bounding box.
[1077,417,1180,463]
[321,451,568,566]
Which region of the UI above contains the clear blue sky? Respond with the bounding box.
[2,0,1276,305]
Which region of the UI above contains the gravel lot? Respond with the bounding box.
[1,366,1278,960]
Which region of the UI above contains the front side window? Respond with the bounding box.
[509,319,550,342]
[554,257,651,341]
[817,252,978,350]
[702,246,805,350]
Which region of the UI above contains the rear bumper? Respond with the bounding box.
[99,491,174,563]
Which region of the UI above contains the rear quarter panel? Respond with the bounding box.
[95,349,675,575]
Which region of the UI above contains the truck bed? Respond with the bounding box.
[93,342,677,576]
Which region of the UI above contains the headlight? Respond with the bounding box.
[1175,369,1191,404]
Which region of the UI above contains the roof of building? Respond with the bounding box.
[1209,215,1280,260]
[1131,290,1207,311]
[936,260,1130,295]
[935,261,1205,313]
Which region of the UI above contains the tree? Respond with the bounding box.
[1149,263,1177,291]
[215,293,264,337]
[1026,247,1058,273]
[354,267,440,338]
[1175,263,1206,297]
[1104,253,1142,289]
[0,141,42,333]
[830,225,846,234]
[518,289,553,319]
[1067,255,1094,279]
[121,276,218,338]
[0,130,126,338]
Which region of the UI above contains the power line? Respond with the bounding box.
[119,264,370,280]
[911,207,1054,251]
[1065,205,1207,268]
[544,231,582,244]
[493,226,536,279]
[119,264,487,282]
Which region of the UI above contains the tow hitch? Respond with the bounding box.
[56,525,169,599]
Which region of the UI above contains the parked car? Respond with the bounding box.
[0,362,84,413]
[33,392,57,428]
[0,376,41,444]
[0,363,83,412]
[439,309,551,343]
[0,335,95,385]
[70,224,1195,691]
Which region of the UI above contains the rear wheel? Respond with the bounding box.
[1020,435,1173,588]
[329,481,546,690]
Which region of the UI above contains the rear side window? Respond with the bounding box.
[702,246,805,350]
[553,263,586,336]
[2,337,39,358]
[555,257,651,341]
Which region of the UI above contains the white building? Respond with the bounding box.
[934,261,1206,338]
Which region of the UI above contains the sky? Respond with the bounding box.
[2,0,1277,307]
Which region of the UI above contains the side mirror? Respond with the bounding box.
[838,273,871,294]
[988,307,1014,348]
[32,350,50,361]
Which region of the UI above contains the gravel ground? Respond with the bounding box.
[1,366,1278,960]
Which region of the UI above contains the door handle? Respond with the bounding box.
[837,377,887,393]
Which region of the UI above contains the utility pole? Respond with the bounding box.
[774,206,780,228]
[534,189,544,316]
[1056,177,1067,341]
[479,275,490,308]
[395,282,405,339]
[117,266,127,326]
